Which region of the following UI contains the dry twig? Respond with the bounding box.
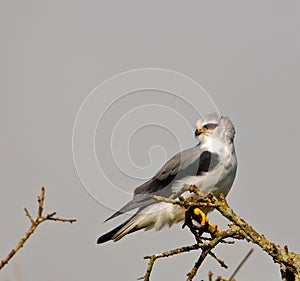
[0,187,76,270]
[140,185,300,281]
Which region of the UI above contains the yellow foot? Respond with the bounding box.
[208,223,222,236]
[191,208,222,236]
[193,208,208,227]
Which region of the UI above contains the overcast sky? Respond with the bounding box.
[1,1,300,281]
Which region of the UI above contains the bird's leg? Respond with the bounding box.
[183,207,221,240]
[193,208,208,227]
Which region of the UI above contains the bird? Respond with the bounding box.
[97,112,237,244]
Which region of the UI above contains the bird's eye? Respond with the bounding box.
[204,123,218,130]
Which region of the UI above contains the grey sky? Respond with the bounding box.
[1,1,300,281]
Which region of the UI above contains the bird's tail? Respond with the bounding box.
[97,215,145,244]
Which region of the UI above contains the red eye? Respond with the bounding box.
[205,123,217,130]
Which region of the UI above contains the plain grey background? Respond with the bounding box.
[1,1,300,281]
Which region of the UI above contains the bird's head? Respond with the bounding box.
[195,113,235,145]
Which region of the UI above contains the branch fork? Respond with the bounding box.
[0,187,76,270]
[140,185,300,281]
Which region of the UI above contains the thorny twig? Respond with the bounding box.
[0,187,76,270]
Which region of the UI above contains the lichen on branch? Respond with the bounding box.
[140,185,300,281]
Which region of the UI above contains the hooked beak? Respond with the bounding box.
[195,127,207,137]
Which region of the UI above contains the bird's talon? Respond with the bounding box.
[193,208,208,227]
[209,223,222,235]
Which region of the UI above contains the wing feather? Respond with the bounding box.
[105,146,220,221]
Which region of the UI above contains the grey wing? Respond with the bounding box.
[105,146,219,221]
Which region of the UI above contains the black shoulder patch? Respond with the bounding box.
[197,151,220,175]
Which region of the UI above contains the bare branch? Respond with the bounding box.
[0,187,76,270]
[228,248,254,280]
[37,186,46,217]
[152,195,217,208]
[204,193,300,279]
[24,207,34,224]
[140,244,201,281]
[186,229,238,281]
[141,185,300,281]
[140,228,239,281]
[47,216,77,223]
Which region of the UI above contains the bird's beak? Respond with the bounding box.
[195,127,207,137]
